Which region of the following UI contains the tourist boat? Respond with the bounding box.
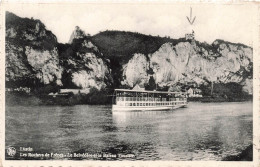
[112,89,188,111]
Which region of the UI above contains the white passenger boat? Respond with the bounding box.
[112,89,188,111]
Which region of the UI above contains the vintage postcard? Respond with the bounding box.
[0,1,259,167]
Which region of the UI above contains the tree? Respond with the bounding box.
[145,76,156,91]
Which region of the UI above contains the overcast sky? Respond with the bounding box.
[5,3,256,46]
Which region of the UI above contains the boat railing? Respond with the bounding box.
[116,100,188,106]
[116,97,187,102]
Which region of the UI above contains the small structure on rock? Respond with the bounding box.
[185,30,195,40]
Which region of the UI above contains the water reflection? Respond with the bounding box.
[112,110,168,127]
[111,102,252,160]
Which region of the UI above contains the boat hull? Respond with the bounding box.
[112,104,187,111]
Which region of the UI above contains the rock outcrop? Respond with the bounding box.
[68,50,111,90]
[25,46,62,85]
[5,11,62,86]
[6,12,111,90]
[122,53,149,87]
[68,26,87,44]
[121,41,253,94]
[59,27,112,90]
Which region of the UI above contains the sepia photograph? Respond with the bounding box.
[1,1,259,166]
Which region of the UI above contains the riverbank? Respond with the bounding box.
[222,144,253,161]
[6,91,253,106]
[5,91,112,106]
[188,95,253,103]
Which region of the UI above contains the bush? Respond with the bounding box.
[34,84,59,95]
[199,82,247,99]
[85,87,110,105]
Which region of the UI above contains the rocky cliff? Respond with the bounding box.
[6,11,63,86]
[58,34,112,90]
[121,41,252,94]
[5,12,253,95]
[6,12,111,90]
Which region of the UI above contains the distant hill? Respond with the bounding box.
[91,30,186,61]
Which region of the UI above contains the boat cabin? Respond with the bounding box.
[112,89,187,111]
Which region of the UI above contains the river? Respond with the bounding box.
[5,101,252,160]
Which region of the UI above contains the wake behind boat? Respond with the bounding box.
[112,89,188,111]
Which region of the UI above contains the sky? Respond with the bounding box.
[5,3,257,46]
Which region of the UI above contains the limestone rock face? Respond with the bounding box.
[6,12,112,90]
[122,53,149,87]
[25,47,63,85]
[150,42,193,85]
[122,40,253,94]
[68,26,86,44]
[5,11,61,86]
[60,37,112,90]
[70,52,110,89]
[5,43,33,81]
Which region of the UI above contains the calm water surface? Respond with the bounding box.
[6,102,252,160]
